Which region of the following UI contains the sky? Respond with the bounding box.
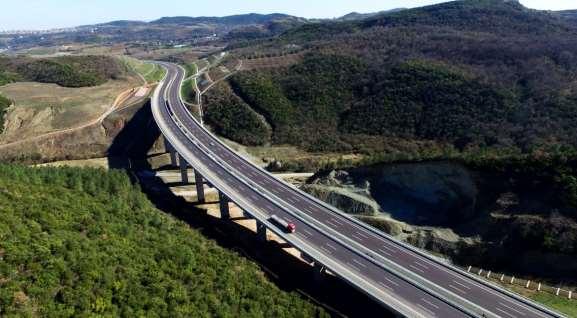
[1,0,576,31]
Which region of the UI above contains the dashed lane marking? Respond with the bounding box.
[448,284,467,295]
[409,264,425,274]
[352,258,367,268]
[496,307,518,318]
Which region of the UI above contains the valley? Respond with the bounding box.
[2,0,577,317]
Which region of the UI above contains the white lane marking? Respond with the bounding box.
[496,307,518,318]
[326,243,338,251]
[378,281,394,291]
[303,207,315,214]
[330,217,345,225]
[380,244,396,253]
[384,277,400,287]
[498,303,527,316]
[407,253,548,317]
[378,249,392,257]
[303,229,314,236]
[325,219,340,228]
[409,264,425,274]
[417,304,437,317]
[452,280,471,290]
[352,233,365,241]
[421,298,440,309]
[352,258,367,268]
[320,246,332,254]
[356,231,370,239]
[347,262,361,272]
[414,261,429,270]
[448,284,467,295]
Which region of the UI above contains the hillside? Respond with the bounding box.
[2,14,308,50]
[0,164,328,317]
[207,0,577,157]
[0,55,123,87]
[336,9,406,21]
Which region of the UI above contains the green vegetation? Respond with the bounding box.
[119,57,166,84]
[181,78,196,104]
[204,82,271,146]
[228,53,365,151]
[530,293,577,317]
[183,62,198,78]
[0,94,11,133]
[145,64,167,83]
[0,71,20,86]
[340,60,517,147]
[0,164,327,317]
[0,55,122,88]
[219,0,577,157]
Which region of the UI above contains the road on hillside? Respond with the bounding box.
[152,61,564,318]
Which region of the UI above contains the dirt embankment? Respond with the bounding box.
[303,162,577,282]
[0,96,156,163]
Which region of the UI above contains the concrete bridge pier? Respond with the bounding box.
[219,192,230,220]
[178,154,189,184]
[313,262,326,282]
[256,221,267,242]
[194,169,205,203]
[164,137,178,167]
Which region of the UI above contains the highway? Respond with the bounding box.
[151,62,565,318]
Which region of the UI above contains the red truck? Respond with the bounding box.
[270,215,296,233]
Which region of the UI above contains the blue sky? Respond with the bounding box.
[2,0,576,30]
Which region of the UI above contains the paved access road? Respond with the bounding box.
[151,62,564,318]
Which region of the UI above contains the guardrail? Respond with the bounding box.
[467,266,576,301]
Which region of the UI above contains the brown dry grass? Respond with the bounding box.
[0,76,140,144]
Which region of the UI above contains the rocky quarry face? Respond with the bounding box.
[302,161,577,280]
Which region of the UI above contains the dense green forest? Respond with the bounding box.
[0,55,123,87]
[204,82,271,146]
[0,165,327,317]
[0,94,11,133]
[214,0,577,156]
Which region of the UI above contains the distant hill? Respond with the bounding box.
[209,0,577,158]
[2,13,308,49]
[557,9,577,25]
[152,13,305,26]
[337,9,406,21]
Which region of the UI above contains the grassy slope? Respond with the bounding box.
[181,78,196,104]
[119,56,166,84]
[504,284,577,317]
[0,165,327,317]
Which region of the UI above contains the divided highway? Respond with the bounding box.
[151,62,565,318]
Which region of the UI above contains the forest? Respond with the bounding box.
[0,164,327,317]
[0,55,123,87]
[211,0,577,157]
